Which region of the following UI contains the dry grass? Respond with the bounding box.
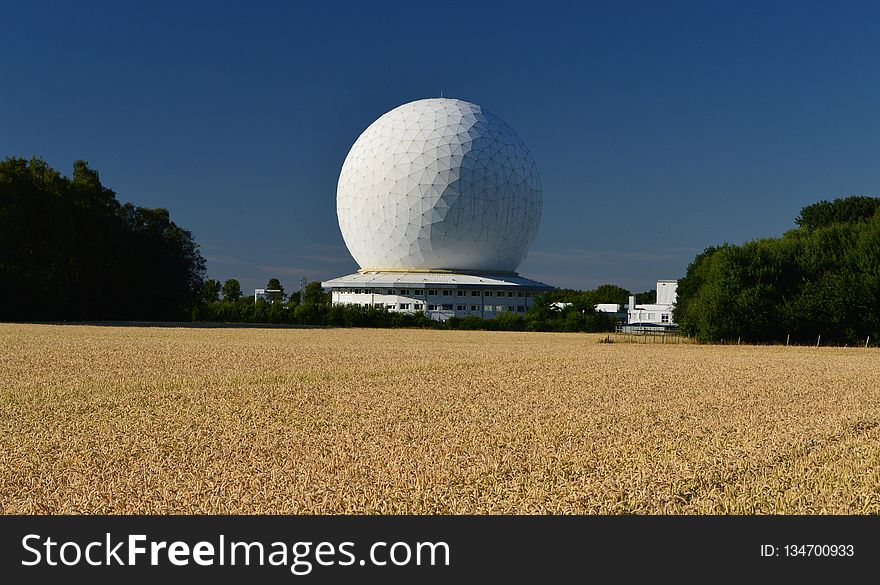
[1,323,879,514]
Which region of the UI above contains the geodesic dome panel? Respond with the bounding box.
[337,98,542,272]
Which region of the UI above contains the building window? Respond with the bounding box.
[518,292,524,297]
[517,306,525,313]
[456,304,466,311]
[442,304,453,310]
[427,304,437,310]
[354,289,361,294]
[386,304,394,309]
[457,290,466,296]
[485,291,493,297]
[399,303,410,310]
[399,289,409,295]
[506,306,514,312]
[507,292,514,297]
[470,305,479,311]
[442,290,451,296]
[525,292,532,298]
[428,290,437,296]
[413,290,424,296]
[661,314,669,323]
[496,305,504,313]
[387,289,395,295]
[484,305,494,312]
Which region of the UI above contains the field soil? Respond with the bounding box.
[2,324,878,514]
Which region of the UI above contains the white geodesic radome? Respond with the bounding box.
[337,98,542,273]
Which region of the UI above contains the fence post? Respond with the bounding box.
[737,336,741,345]
[786,334,789,346]
[816,334,821,348]
[867,336,870,348]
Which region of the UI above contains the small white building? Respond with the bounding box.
[550,302,620,312]
[254,288,283,303]
[550,302,625,322]
[627,280,677,328]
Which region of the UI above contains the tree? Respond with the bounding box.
[676,196,880,344]
[222,278,242,302]
[796,196,880,231]
[265,278,285,303]
[634,289,656,304]
[0,156,206,321]
[201,279,221,303]
[592,284,631,305]
[302,281,327,304]
[294,300,322,325]
[117,204,206,319]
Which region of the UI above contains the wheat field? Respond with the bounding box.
[1,323,878,514]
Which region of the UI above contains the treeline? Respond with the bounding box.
[543,283,655,307]
[0,157,206,321]
[0,156,638,332]
[675,196,880,344]
[192,278,625,332]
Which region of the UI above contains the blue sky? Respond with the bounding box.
[3,1,879,293]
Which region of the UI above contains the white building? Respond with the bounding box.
[551,302,623,314]
[253,288,283,303]
[322,98,553,320]
[326,272,545,320]
[627,280,678,328]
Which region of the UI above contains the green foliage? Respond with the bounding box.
[634,289,655,304]
[795,196,880,231]
[192,286,617,333]
[201,279,221,303]
[677,196,880,344]
[0,156,205,321]
[293,301,323,325]
[543,283,632,312]
[265,278,285,303]
[302,281,327,304]
[586,283,630,305]
[222,278,242,302]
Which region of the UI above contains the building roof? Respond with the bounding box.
[322,271,554,290]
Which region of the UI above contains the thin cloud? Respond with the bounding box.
[302,243,350,253]
[527,248,693,264]
[519,247,694,290]
[293,253,355,264]
[204,255,246,265]
[258,265,325,279]
[274,243,356,264]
